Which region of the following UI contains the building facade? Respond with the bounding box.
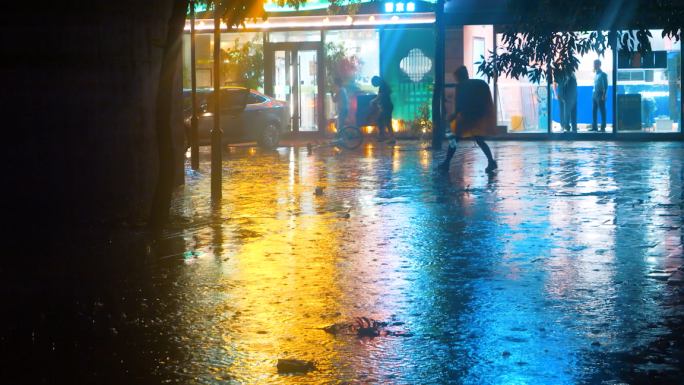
[183,0,684,139]
[183,0,437,136]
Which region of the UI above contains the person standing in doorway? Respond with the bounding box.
[563,73,578,132]
[590,59,608,132]
[333,77,349,131]
[553,78,566,131]
[371,76,396,144]
[434,66,498,172]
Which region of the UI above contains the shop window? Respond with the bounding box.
[616,30,680,133]
[497,73,549,133]
[495,32,615,133]
[182,32,264,92]
[495,33,549,133]
[550,45,614,133]
[324,30,380,125]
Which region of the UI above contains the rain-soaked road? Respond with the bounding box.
[3,140,684,384]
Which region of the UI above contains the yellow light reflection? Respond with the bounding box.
[172,152,356,381]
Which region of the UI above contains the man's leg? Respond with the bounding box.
[376,112,387,141]
[385,108,396,142]
[591,98,598,131]
[599,99,607,131]
[569,99,578,131]
[434,135,459,171]
[475,137,498,171]
[559,100,567,131]
[337,111,347,132]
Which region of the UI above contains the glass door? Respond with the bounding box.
[297,50,318,131]
[266,42,323,133]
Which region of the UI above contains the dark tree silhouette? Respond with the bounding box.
[150,0,319,230]
[477,0,684,83]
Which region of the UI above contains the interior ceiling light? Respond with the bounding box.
[369,15,375,21]
[346,16,353,23]
[323,17,329,22]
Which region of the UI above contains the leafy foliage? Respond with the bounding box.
[477,0,684,84]
[200,0,303,27]
[406,102,432,134]
[221,34,264,89]
[324,42,363,95]
[201,0,363,27]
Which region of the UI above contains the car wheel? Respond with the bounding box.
[258,122,280,149]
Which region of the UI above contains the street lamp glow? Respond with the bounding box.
[369,15,375,22]
[385,3,394,12]
[346,16,353,24]
[407,2,415,11]
[396,3,404,11]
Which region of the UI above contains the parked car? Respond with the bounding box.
[183,87,290,149]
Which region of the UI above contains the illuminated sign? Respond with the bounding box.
[191,0,428,13]
[384,2,416,12]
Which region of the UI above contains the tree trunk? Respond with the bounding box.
[149,0,189,231]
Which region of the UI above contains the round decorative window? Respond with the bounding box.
[400,48,433,83]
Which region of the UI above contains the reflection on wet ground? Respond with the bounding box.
[3,141,684,384]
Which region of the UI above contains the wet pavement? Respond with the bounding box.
[3,140,684,384]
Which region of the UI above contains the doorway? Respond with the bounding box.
[265,42,324,133]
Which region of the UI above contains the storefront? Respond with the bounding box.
[443,0,684,139]
[183,0,684,140]
[182,1,437,135]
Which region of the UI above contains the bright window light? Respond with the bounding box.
[407,2,415,11]
[385,2,394,12]
[396,3,404,11]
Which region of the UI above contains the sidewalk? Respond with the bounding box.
[5,140,684,384]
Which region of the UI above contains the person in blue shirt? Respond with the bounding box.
[590,59,608,132]
[562,73,578,132]
[333,77,349,131]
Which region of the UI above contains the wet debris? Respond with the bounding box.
[320,317,412,338]
[314,187,325,196]
[277,358,316,374]
[501,351,512,357]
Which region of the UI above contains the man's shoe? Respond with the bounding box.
[588,128,598,132]
[433,162,450,171]
[386,139,396,145]
[376,138,384,142]
[599,128,606,132]
[485,161,498,172]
